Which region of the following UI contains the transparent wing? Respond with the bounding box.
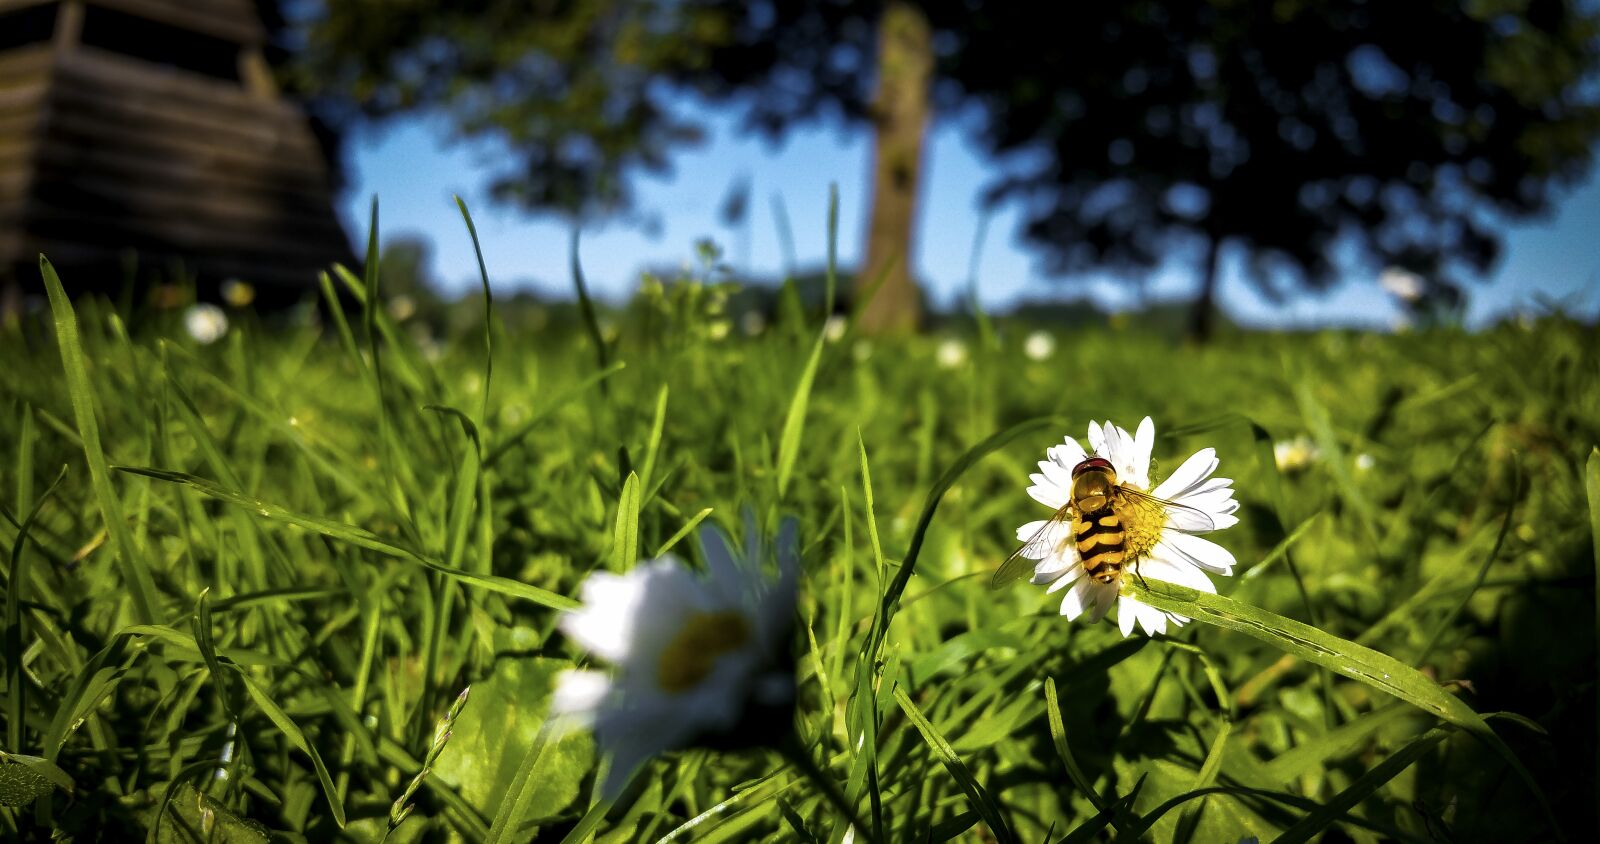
[991,505,1074,589]
[1116,485,1215,533]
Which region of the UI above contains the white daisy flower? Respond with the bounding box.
[823,314,848,343]
[1379,267,1425,302]
[1023,330,1056,361]
[1017,417,1239,637]
[551,519,798,796]
[184,303,229,345]
[936,338,968,369]
[1273,435,1320,473]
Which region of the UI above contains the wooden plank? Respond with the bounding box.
[0,43,54,79]
[26,167,349,233]
[29,142,337,202]
[15,236,341,289]
[35,110,330,181]
[23,201,350,260]
[56,43,280,112]
[52,52,317,151]
[71,0,266,45]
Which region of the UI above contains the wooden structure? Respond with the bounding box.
[0,0,350,306]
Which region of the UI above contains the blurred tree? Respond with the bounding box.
[294,1,1600,338]
[948,1,1600,339]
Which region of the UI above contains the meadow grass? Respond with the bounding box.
[1,222,1597,842]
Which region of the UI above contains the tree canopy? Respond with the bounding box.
[292,0,1600,334]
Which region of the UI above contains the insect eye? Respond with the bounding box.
[1072,457,1112,478]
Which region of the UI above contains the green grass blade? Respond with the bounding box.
[1173,719,1232,843]
[482,722,554,844]
[1273,727,1450,844]
[233,670,346,828]
[7,465,67,753]
[639,385,669,493]
[777,332,826,499]
[114,466,577,610]
[1587,446,1600,825]
[570,229,611,386]
[865,417,1056,661]
[654,507,713,558]
[611,472,640,570]
[1123,576,1563,839]
[454,195,495,422]
[1042,677,1110,814]
[40,257,160,623]
[892,685,1015,844]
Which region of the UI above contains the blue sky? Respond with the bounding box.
[342,111,1600,329]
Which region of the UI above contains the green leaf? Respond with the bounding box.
[0,760,56,806]
[40,257,160,622]
[611,472,640,571]
[435,656,590,837]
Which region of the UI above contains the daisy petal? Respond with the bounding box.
[1118,599,1138,636]
[1152,448,1218,500]
[1130,417,1155,488]
[1049,437,1088,471]
[551,670,611,723]
[1139,553,1217,593]
[1087,421,1106,458]
[1086,580,1117,622]
[1027,476,1069,508]
[1060,577,1092,620]
[1160,531,1236,575]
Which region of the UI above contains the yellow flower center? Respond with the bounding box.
[655,611,752,693]
[1120,486,1166,565]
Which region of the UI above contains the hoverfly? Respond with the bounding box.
[991,456,1215,589]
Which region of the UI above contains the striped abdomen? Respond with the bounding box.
[1074,506,1126,583]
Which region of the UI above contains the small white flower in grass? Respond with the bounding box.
[1023,330,1055,361]
[1016,417,1239,637]
[552,519,798,796]
[219,279,254,308]
[1379,267,1425,302]
[823,314,848,343]
[741,310,767,336]
[184,303,228,345]
[936,338,968,368]
[1354,452,1375,472]
[1273,435,1320,473]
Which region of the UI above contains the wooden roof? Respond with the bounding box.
[0,0,266,45]
[0,1,351,296]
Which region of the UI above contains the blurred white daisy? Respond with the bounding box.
[741,310,767,336]
[936,338,968,369]
[552,519,798,796]
[1016,418,1239,637]
[184,303,229,345]
[387,294,418,322]
[1379,267,1425,302]
[823,314,848,343]
[219,279,255,308]
[1273,435,1320,473]
[1023,330,1055,361]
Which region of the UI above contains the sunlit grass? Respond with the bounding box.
[1,215,1596,841]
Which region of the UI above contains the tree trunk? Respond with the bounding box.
[858,1,932,335]
[1187,235,1224,343]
